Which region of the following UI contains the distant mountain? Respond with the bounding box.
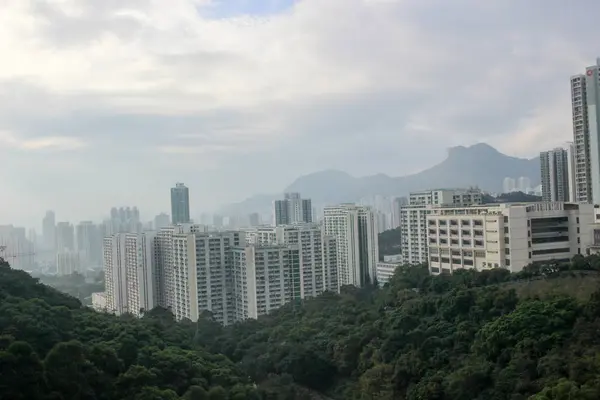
[221,143,540,215]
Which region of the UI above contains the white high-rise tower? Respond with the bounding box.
[570,58,600,204]
[323,204,378,287]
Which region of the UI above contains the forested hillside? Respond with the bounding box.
[198,255,600,399]
[4,255,600,399]
[0,259,293,400]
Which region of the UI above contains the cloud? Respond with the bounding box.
[0,130,85,151]
[0,0,599,227]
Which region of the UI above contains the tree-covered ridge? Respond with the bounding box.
[197,255,600,399]
[0,259,282,400]
[5,255,600,399]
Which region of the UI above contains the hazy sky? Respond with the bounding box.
[1,0,599,229]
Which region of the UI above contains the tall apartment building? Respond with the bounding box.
[232,245,301,321]
[171,183,191,224]
[400,188,483,265]
[42,210,56,252]
[570,58,600,203]
[273,192,312,225]
[540,148,572,202]
[323,204,378,287]
[427,202,594,274]
[103,232,157,316]
[56,222,75,252]
[503,178,516,194]
[245,224,338,295]
[56,251,82,276]
[76,221,103,268]
[175,231,243,324]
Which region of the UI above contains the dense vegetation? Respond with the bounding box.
[0,259,285,400]
[483,191,542,203]
[4,254,600,399]
[197,255,600,399]
[378,227,401,259]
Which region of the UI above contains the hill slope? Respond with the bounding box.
[6,254,600,399]
[0,259,288,400]
[197,255,600,399]
[223,143,540,215]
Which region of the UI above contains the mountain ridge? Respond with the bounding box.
[221,143,540,215]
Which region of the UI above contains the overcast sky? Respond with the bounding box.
[1,0,598,229]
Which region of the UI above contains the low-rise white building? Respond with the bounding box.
[426,202,595,274]
[91,292,107,312]
[376,255,403,286]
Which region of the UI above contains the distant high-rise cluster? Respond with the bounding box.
[108,206,142,234]
[101,218,351,324]
[502,176,533,194]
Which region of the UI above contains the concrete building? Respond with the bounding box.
[154,213,171,230]
[42,210,56,253]
[76,221,102,268]
[171,183,190,225]
[169,231,243,324]
[248,212,261,227]
[426,202,594,274]
[540,148,571,202]
[245,224,337,296]
[323,204,379,287]
[517,177,532,193]
[0,225,35,270]
[56,222,75,252]
[56,250,82,276]
[569,59,600,203]
[102,232,157,316]
[232,245,301,321]
[107,207,142,234]
[376,254,402,287]
[273,193,312,226]
[503,178,516,194]
[400,188,483,265]
[91,292,107,312]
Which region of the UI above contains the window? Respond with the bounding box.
[504,227,509,234]
[504,216,508,223]
[532,248,570,256]
[505,248,510,255]
[504,237,510,244]
[505,259,511,266]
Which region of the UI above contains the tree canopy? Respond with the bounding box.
[3,254,600,399]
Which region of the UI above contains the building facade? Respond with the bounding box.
[569,59,600,203]
[540,148,572,202]
[427,202,595,274]
[323,204,379,287]
[273,193,313,225]
[103,232,157,316]
[232,245,301,320]
[400,188,483,265]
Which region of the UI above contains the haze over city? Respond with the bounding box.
[1,0,600,228]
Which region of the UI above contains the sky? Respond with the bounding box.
[0,0,599,229]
